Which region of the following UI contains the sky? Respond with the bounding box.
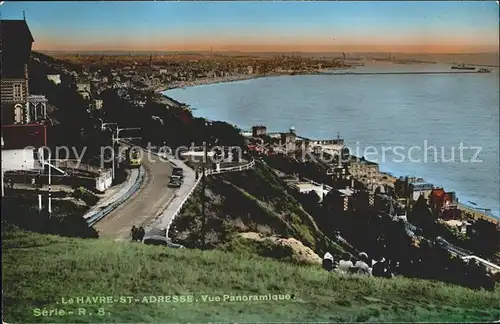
[1,1,499,53]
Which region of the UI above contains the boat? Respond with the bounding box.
[477,68,492,73]
[451,64,476,70]
[468,201,477,206]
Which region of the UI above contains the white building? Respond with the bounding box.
[46,74,61,85]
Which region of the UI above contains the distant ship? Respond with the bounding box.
[477,68,492,73]
[451,64,476,70]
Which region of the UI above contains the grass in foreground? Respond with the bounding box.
[3,229,500,323]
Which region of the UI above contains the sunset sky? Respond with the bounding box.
[1,1,498,53]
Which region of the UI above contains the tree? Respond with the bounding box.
[408,195,434,230]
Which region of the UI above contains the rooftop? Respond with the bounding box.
[1,20,34,42]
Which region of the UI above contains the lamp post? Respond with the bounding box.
[112,127,141,180]
[101,123,140,180]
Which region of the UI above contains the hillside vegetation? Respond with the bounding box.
[3,228,500,323]
[170,161,348,262]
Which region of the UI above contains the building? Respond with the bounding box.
[325,188,353,212]
[252,125,267,137]
[280,128,296,154]
[76,80,92,100]
[409,182,434,201]
[92,98,103,110]
[26,95,48,123]
[46,74,61,85]
[1,19,35,125]
[1,124,47,149]
[349,157,379,178]
[430,187,446,211]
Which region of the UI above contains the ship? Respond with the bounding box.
[477,68,492,73]
[451,64,476,70]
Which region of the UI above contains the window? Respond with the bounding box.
[13,84,22,99]
[14,104,23,123]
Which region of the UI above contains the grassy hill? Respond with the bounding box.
[170,161,348,261]
[3,228,500,323]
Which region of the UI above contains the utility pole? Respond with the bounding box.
[101,122,140,180]
[200,120,216,247]
[201,140,207,247]
[48,151,51,215]
[37,148,52,216]
[113,127,141,179]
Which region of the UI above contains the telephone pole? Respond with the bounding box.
[201,140,207,247]
[100,122,140,180]
[200,121,217,247]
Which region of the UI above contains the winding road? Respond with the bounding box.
[94,148,175,239]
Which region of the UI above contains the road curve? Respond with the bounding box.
[94,148,174,240]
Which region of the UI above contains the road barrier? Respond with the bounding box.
[86,166,145,227]
[165,176,202,237]
[165,158,256,239]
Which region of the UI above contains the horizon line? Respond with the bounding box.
[34,49,500,55]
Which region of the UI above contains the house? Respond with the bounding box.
[349,157,379,178]
[252,125,267,137]
[325,188,353,212]
[46,74,61,85]
[1,123,47,149]
[1,19,35,125]
[92,98,103,110]
[409,182,434,201]
[26,94,48,123]
[280,128,296,154]
[76,80,92,100]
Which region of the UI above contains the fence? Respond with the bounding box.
[52,159,104,175]
[165,158,256,238]
[205,159,255,176]
[6,172,95,187]
[165,175,203,237]
[86,166,146,227]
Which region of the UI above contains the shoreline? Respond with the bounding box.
[155,73,499,224]
[154,73,291,93]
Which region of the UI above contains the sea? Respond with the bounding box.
[164,62,500,218]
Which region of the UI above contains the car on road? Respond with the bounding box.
[170,174,183,182]
[172,167,184,178]
[143,235,185,248]
[168,178,182,188]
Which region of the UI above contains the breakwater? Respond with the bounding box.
[316,71,485,76]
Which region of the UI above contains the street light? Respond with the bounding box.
[38,147,52,215]
[100,123,141,180]
[112,127,141,180]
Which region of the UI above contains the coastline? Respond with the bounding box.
[154,73,288,93]
[156,73,499,225]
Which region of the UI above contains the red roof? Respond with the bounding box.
[1,124,47,149]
